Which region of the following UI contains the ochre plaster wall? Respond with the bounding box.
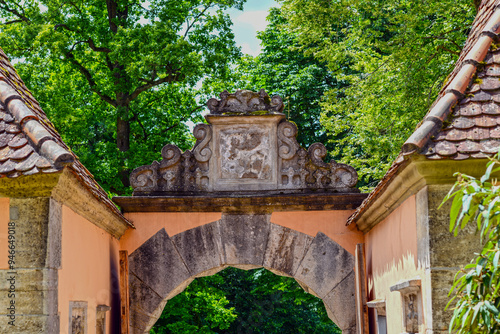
[365,195,428,334]
[120,212,222,254]
[271,210,362,255]
[0,198,9,269]
[58,205,120,334]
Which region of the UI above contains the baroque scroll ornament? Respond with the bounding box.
[130,90,358,195]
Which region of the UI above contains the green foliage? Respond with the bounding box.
[280,0,476,189]
[151,267,341,333]
[441,154,500,333]
[0,0,245,194]
[204,7,341,157]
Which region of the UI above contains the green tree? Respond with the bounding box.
[152,267,341,333]
[0,0,245,193]
[205,6,344,157]
[279,0,476,189]
[442,154,500,333]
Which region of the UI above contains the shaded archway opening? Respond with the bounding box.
[150,266,341,333]
[128,214,357,333]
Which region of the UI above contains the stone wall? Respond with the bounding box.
[426,184,482,334]
[0,197,60,333]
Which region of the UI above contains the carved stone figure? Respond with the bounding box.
[207,89,284,114]
[130,90,358,195]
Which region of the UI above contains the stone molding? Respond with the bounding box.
[130,92,358,196]
[51,169,131,238]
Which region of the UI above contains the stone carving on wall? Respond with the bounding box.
[207,89,284,114]
[390,278,421,334]
[69,301,87,334]
[130,90,358,195]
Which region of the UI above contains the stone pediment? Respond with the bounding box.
[130,90,359,195]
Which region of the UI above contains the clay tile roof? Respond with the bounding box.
[0,48,131,226]
[348,0,500,226]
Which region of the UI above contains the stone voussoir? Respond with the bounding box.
[294,231,354,299]
[323,270,357,331]
[263,223,314,277]
[171,220,225,278]
[128,228,191,300]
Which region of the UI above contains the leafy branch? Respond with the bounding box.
[441,153,500,333]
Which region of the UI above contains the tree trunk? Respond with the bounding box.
[116,105,130,152]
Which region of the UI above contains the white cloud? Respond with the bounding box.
[233,10,269,32]
[240,42,261,57]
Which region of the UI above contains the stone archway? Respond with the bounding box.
[128,213,357,334]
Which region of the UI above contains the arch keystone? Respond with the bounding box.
[219,213,271,268]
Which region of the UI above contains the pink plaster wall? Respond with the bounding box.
[365,195,418,272]
[120,212,222,254]
[0,198,8,269]
[271,210,362,255]
[59,205,120,334]
[364,195,421,333]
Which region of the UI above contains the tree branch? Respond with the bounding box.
[65,50,117,107]
[183,3,214,38]
[0,0,30,24]
[87,38,112,53]
[128,73,181,102]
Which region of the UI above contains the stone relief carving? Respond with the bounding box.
[130,90,358,195]
[219,126,272,180]
[207,89,284,114]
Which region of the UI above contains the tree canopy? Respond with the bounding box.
[0,0,245,193]
[279,0,477,188]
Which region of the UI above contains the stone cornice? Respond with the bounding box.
[51,169,131,238]
[355,156,495,233]
[113,192,368,214]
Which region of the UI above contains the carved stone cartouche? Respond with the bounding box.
[130,90,358,195]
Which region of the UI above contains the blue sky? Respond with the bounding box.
[227,0,280,56]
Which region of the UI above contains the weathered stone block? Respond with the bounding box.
[128,273,164,317]
[294,232,354,298]
[129,304,158,333]
[263,223,313,277]
[171,221,224,277]
[128,228,191,299]
[219,214,271,266]
[323,270,356,331]
[431,269,456,331]
[0,314,48,333]
[9,198,50,269]
[427,185,481,268]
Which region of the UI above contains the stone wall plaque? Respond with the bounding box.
[69,301,88,334]
[130,90,359,195]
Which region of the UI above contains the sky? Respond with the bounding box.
[227,0,280,56]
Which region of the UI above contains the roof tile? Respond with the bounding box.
[457,140,481,153]
[435,141,458,156]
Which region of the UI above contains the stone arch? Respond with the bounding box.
[128,214,357,334]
